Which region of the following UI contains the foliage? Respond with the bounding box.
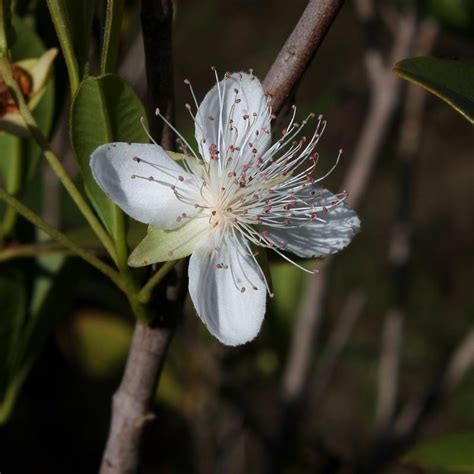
[394,57,474,124]
[402,432,474,473]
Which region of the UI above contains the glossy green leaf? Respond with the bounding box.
[70,74,148,237]
[402,432,474,472]
[394,57,474,124]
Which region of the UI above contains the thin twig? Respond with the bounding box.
[280,6,417,410]
[0,242,73,261]
[138,259,177,303]
[362,330,474,473]
[394,330,474,439]
[374,19,439,432]
[281,259,330,402]
[0,188,124,290]
[311,290,366,402]
[263,0,345,114]
[267,10,417,472]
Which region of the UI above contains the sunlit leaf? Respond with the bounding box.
[59,310,132,379]
[394,57,474,124]
[70,74,148,237]
[402,432,474,472]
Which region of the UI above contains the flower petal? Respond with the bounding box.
[90,142,197,229]
[188,232,266,346]
[263,188,360,258]
[128,219,210,267]
[195,72,271,164]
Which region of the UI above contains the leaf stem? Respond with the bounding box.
[0,242,74,261]
[138,260,177,304]
[100,0,125,74]
[0,54,118,264]
[114,218,152,323]
[0,0,11,54]
[0,187,125,291]
[45,0,80,93]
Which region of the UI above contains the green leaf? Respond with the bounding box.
[402,432,474,472]
[394,57,474,124]
[0,135,22,237]
[11,16,44,58]
[0,134,22,194]
[70,74,148,238]
[128,220,207,267]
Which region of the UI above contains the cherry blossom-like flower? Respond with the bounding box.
[90,71,360,346]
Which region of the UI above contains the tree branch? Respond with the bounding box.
[99,2,180,473]
[100,321,173,473]
[263,0,344,114]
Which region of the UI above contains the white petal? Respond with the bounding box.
[188,232,266,346]
[263,188,360,258]
[195,72,271,164]
[90,142,197,229]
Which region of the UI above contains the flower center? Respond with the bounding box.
[204,185,233,229]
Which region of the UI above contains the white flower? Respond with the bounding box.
[90,71,360,346]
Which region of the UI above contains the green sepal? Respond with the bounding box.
[166,151,187,162]
[128,219,208,267]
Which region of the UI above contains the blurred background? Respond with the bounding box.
[0,0,473,473]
